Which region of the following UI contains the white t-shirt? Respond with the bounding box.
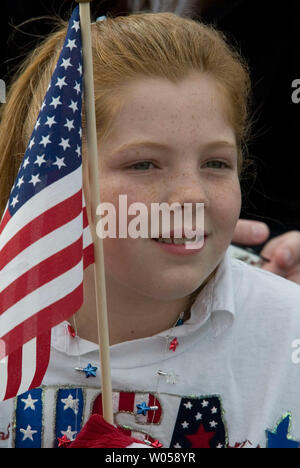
[1,249,300,448]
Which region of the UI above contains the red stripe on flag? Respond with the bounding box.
[0,208,11,235]
[0,283,83,360]
[83,243,94,269]
[4,346,22,401]
[0,237,83,314]
[0,189,82,270]
[29,331,51,390]
[83,206,89,228]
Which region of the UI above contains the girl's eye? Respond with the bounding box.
[204,160,229,169]
[127,161,156,171]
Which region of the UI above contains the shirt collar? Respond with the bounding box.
[51,248,235,361]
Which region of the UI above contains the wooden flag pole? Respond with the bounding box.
[75,0,114,425]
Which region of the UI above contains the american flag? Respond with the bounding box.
[0,6,94,401]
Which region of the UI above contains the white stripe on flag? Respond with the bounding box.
[0,166,82,251]
[17,338,37,396]
[83,224,93,249]
[0,212,83,292]
[0,356,8,401]
[0,260,83,337]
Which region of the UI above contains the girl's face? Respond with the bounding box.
[93,73,241,301]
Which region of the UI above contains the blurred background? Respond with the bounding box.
[1,0,299,243]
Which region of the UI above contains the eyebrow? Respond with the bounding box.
[110,140,237,156]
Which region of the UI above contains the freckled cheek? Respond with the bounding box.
[207,184,241,231]
[99,177,160,220]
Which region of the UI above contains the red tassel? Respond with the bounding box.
[67,414,147,448]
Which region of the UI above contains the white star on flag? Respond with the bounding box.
[10,196,19,208]
[75,145,81,157]
[59,137,71,151]
[67,39,77,51]
[34,154,46,167]
[20,425,38,441]
[16,176,24,189]
[50,96,62,109]
[45,116,57,128]
[23,157,30,168]
[56,76,68,90]
[28,137,35,150]
[69,100,78,113]
[72,20,80,32]
[39,135,51,147]
[21,393,38,410]
[53,157,66,170]
[61,57,72,70]
[74,81,81,94]
[64,118,75,131]
[29,174,41,187]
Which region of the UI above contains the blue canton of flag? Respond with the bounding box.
[9,9,83,215]
[0,6,94,402]
[170,396,226,448]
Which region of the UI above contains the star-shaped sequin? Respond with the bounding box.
[82,363,97,378]
[169,337,179,352]
[57,435,72,448]
[151,440,163,448]
[136,402,151,416]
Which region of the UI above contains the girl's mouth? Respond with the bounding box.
[151,235,206,255]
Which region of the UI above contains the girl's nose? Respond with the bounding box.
[164,169,209,208]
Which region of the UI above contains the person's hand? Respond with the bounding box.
[232,219,270,245]
[260,231,300,284]
[233,220,300,284]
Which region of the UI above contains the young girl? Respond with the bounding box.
[1,10,300,449]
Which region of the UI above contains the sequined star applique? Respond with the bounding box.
[61,394,79,414]
[20,425,38,441]
[21,394,38,411]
